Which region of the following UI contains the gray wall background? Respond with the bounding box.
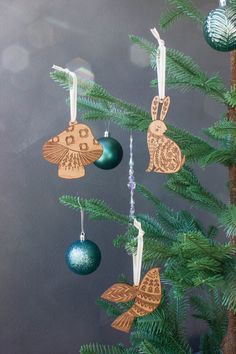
[0,0,230,353]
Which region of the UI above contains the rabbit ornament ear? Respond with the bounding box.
[151,96,170,121]
[151,96,160,121]
[159,96,170,121]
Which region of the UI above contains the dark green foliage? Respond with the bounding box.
[139,340,160,354]
[130,35,226,103]
[80,343,130,354]
[205,118,236,140]
[96,299,122,318]
[131,292,192,354]
[59,196,128,224]
[191,291,228,353]
[160,0,204,30]
[165,167,226,215]
[224,88,236,108]
[52,7,236,351]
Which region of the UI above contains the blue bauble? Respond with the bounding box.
[203,5,236,52]
[94,137,123,170]
[65,240,101,275]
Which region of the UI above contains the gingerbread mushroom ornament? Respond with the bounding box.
[42,66,103,179]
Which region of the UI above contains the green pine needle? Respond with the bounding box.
[160,0,204,31]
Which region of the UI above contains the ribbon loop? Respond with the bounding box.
[133,218,144,286]
[77,197,85,241]
[52,65,78,123]
[150,28,166,100]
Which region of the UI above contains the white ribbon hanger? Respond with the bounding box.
[150,28,166,101]
[133,218,145,287]
[52,65,78,123]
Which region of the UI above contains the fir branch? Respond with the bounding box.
[139,341,160,354]
[199,148,236,167]
[161,232,236,297]
[80,344,129,354]
[137,183,215,238]
[59,196,128,224]
[51,65,218,166]
[96,299,122,318]
[131,293,192,354]
[165,166,227,216]
[222,266,236,313]
[204,118,236,140]
[224,87,236,108]
[159,8,184,31]
[130,36,226,103]
[191,291,228,353]
[219,205,236,237]
[160,0,204,31]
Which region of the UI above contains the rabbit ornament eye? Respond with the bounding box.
[150,120,167,136]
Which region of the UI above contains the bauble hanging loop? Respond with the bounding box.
[203,1,236,52]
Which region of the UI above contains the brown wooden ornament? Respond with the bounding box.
[147,96,185,174]
[42,121,103,179]
[101,268,162,333]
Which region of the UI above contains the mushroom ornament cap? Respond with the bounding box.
[42,122,103,179]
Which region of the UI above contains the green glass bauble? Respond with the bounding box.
[65,240,101,275]
[203,4,236,52]
[94,136,123,170]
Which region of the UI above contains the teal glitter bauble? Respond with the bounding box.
[65,240,101,275]
[203,5,236,52]
[94,136,123,170]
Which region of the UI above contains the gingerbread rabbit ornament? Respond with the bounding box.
[147,29,185,174]
[147,95,185,173]
[42,65,103,179]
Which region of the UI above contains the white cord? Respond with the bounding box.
[150,28,166,100]
[77,197,85,241]
[133,218,144,286]
[52,65,78,123]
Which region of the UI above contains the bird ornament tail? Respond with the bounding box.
[111,313,135,333]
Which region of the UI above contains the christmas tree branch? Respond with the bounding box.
[191,290,228,352]
[51,70,217,164]
[131,292,192,353]
[80,344,129,354]
[160,0,204,31]
[130,36,227,103]
[59,196,128,224]
[165,166,227,215]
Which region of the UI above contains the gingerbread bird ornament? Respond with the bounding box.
[101,219,162,333]
[42,65,103,179]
